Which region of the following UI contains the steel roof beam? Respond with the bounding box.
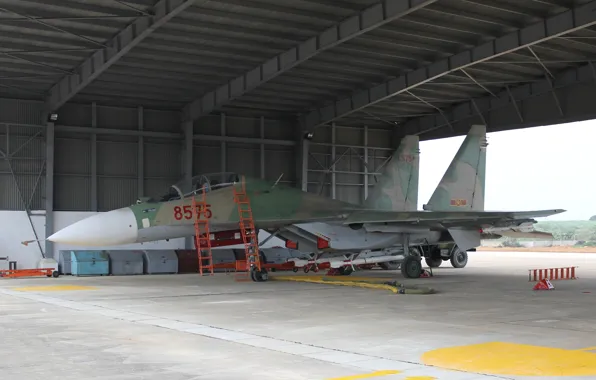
[44,0,196,114]
[301,1,596,130]
[182,0,438,122]
[53,124,295,146]
[401,60,596,137]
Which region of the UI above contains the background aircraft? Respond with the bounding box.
[47,125,564,281]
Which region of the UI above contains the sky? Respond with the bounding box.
[416,120,596,221]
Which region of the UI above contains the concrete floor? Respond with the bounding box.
[1,250,595,380]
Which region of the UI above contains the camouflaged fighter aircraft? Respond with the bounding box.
[267,124,559,276]
[47,124,564,279]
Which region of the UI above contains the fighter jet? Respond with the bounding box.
[47,125,565,280]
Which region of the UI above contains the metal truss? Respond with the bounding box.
[181,0,438,122]
[0,123,46,257]
[305,124,391,201]
[300,0,596,130]
[43,0,197,114]
[400,59,596,137]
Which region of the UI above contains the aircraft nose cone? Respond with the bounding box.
[48,208,138,246]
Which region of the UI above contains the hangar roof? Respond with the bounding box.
[2,0,596,132]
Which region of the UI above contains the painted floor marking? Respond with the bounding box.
[422,341,596,377]
[0,289,507,379]
[327,370,401,380]
[576,346,596,352]
[13,285,97,292]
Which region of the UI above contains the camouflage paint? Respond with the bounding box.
[425,124,487,212]
[364,135,419,212]
[130,177,359,232]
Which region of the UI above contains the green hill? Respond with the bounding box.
[534,220,596,241]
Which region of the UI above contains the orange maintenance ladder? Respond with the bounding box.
[192,186,214,276]
[232,176,264,282]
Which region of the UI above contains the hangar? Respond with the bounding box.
[3,0,596,266]
[2,2,596,379]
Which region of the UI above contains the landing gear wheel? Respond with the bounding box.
[379,261,400,270]
[425,257,442,268]
[450,248,468,268]
[401,256,423,278]
[338,266,354,276]
[251,267,269,282]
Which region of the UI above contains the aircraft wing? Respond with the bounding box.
[343,209,566,226]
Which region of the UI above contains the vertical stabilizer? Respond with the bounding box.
[364,135,419,211]
[423,124,487,211]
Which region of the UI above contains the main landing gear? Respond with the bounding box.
[423,244,469,269]
[399,235,424,279]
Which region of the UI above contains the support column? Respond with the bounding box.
[260,116,265,179]
[45,122,55,259]
[137,106,144,198]
[220,113,226,174]
[331,123,336,199]
[301,138,309,192]
[183,120,193,249]
[363,125,369,202]
[91,102,97,211]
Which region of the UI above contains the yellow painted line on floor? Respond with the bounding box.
[327,370,401,380]
[421,341,596,376]
[576,346,596,351]
[13,285,97,292]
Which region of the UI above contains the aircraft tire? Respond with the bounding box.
[338,266,353,276]
[425,257,442,268]
[251,267,269,282]
[450,248,468,268]
[401,256,422,278]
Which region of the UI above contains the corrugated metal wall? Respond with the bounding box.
[307,125,394,205]
[0,97,392,212]
[0,98,45,211]
[0,123,46,210]
[144,139,183,199]
[54,104,183,211]
[193,115,296,183]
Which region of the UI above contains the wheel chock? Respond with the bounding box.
[533,279,555,290]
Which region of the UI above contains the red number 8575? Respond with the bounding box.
[173,205,212,220]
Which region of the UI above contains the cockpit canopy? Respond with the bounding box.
[148,172,240,203]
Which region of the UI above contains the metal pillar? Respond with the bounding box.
[220,113,226,174]
[301,138,309,192]
[331,123,336,199]
[90,102,97,211]
[260,116,265,179]
[138,106,144,198]
[363,125,369,202]
[183,120,193,249]
[45,122,54,259]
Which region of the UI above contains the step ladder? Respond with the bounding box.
[232,176,262,281]
[192,187,213,276]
